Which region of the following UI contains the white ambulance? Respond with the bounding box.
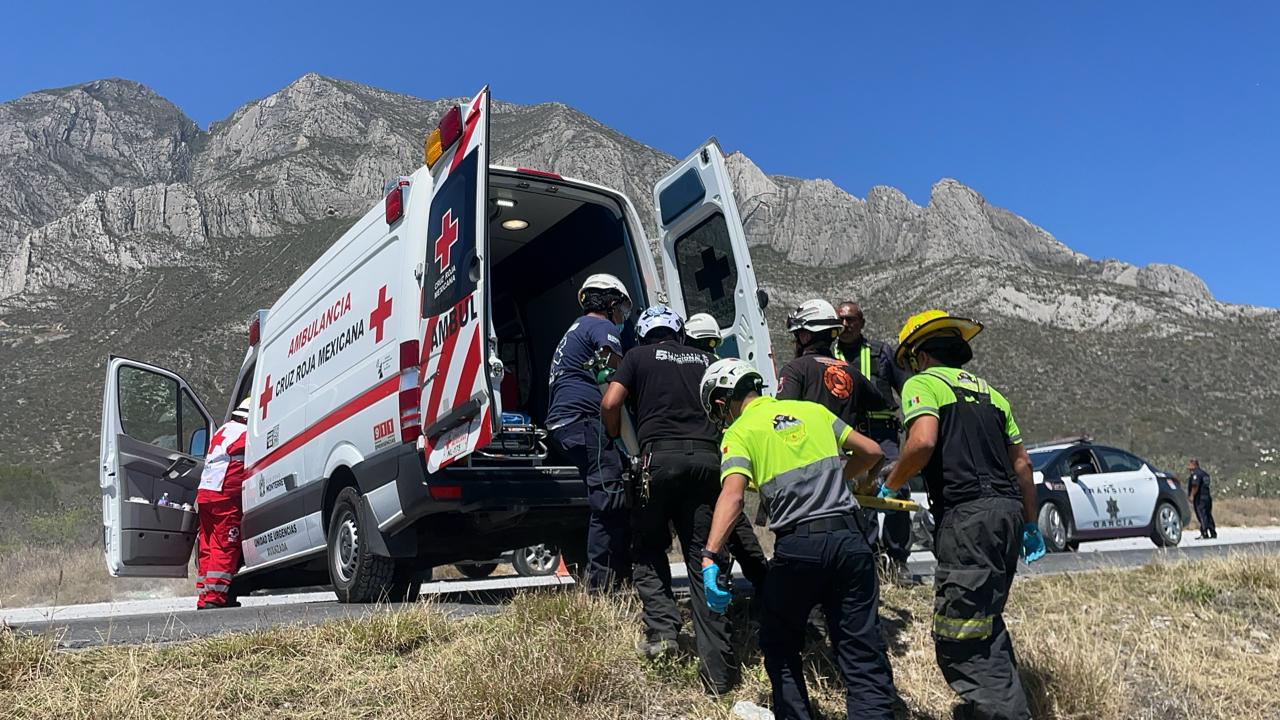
[99,86,777,602]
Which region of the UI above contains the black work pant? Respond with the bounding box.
[729,513,770,589]
[1195,494,1216,536]
[633,447,738,692]
[932,497,1030,720]
[549,419,630,593]
[871,426,912,563]
[760,521,897,719]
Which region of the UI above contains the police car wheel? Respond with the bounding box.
[1037,502,1070,553]
[1150,502,1183,548]
[327,486,396,603]
[512,544,561,577]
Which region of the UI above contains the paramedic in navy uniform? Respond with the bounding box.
[546,274,634,592]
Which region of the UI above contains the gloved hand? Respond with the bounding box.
[703,563,732,613]
[877,483,896,500]
[1022,521,1046,563]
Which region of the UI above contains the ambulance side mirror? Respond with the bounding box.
[189,428,208,458]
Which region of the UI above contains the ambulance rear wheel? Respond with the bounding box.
[327,486,395,603]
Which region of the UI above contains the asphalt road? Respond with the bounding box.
[7,528,1280,649]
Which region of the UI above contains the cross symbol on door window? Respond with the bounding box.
[694,247,732,301]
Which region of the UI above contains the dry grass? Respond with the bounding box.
[0,545,191,609]
[2,556,1279,719]
[1210,496,1280,528]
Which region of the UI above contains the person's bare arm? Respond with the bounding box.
[841,429,884,483]
[600,382,628,439]
[703,474,749,564]
[884,415,938,491]
[1008,443,1036,522]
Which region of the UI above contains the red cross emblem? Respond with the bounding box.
[258,375,273,420]
[370,285,393,343]
[434,209,460,272]
[210,427,228,450]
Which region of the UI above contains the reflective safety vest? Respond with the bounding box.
[719,396,860,530]
[834,342,895,420]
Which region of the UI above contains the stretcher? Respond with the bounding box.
[853,495,921,513]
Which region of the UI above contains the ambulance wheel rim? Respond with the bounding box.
[1158,504,1181,544]
[334,511,360,583]
[522,544,557,574]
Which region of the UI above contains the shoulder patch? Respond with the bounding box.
[823,364,853,399]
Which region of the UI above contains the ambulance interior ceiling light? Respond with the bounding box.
[495,198,516,208]
[425,105,463,169]
[501,219,529,231]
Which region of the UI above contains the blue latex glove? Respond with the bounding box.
[703,563,732,613]
[877,484,896,500]
[1022,522,1046,563]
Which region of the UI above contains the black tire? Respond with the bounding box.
[327,486,395,603]
[455,562,499,579]
[1038,502,1070,553]
[512,544,561,577]
[1151,501,1183,547]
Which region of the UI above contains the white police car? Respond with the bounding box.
[1029,438,1191,552]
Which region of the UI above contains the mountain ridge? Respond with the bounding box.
[0,74,1275,494]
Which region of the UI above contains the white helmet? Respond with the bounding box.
[684,313,721,341]
[577,273,631,307]
[700,358,763,427]
[636,304,683,339]
[230,397,251,422]
[786,299,841,333]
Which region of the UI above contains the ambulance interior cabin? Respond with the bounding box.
[487,170,646,432]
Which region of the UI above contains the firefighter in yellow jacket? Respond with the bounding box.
[879,310,1045,720]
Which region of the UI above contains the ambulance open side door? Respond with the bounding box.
[654,140,778,390]
[418,86,500,473]
[99,357,212,578]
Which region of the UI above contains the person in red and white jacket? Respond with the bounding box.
[195,398,250,609]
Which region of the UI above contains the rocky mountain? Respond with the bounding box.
[0,73,1275,513]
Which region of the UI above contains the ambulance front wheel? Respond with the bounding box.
[327,486,396,603]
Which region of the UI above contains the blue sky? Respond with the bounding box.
[3,1,1277,306]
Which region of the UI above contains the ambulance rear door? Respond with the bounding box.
[418,86,500,473]
[653,140,777,390]
[99,357,211,578]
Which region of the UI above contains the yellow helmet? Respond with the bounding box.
[895,309,983,368]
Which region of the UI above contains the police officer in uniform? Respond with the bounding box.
[699,358,898,719]
[602,305,737,692]
[879,310,1045,720]
[546,274,633,593]
[1187,458,1217,539]
[833,301,914,585]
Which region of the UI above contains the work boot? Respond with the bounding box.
[636,637,678,660]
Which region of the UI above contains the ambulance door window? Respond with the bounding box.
[179,389,209,458]
[118,366,180,451]
[672,215,739,331]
